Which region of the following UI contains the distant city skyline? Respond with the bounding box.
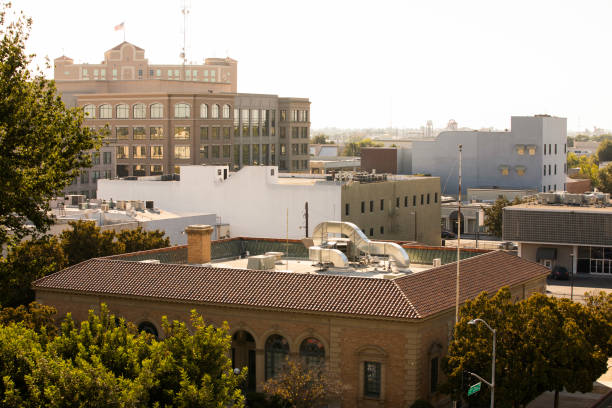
[18,0,612,131]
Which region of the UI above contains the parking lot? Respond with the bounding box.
[546,274,612,302]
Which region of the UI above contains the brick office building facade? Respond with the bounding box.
[34,233,548,407]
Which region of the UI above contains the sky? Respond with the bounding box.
[16,0,612,131]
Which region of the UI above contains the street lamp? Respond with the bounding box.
[468,318,496,408]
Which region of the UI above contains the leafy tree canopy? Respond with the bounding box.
[597,139,612,163]
[443,288,611,408]
[483,196,522,238]
[599,163,612,194]
[0,304,246,407]
[342,138,383,156]
[310,134,332,145]
[0,4,100,246]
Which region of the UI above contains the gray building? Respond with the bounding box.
[64,145,115,198]
[411,115,567,196]
[503,194,612,276]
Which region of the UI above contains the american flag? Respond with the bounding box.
[114,22,124,31]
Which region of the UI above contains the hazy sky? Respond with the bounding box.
[17,0,612,131]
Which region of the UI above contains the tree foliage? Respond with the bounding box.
[0,236,66,307]
[597,139,612,162]
[342,138,383,156]
[443,288,611,408]
[263,359,342,408]
[60,220,169,266]
[310,134,331,145]
[0,221,169,307]
[0,304,245,407]
[0,4,100,246]
[598,163,612,194]
[483,196,522,238]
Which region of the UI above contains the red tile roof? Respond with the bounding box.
[33,251,548,320]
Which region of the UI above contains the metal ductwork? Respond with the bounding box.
[311,221,410,268]
[308,246,349,267]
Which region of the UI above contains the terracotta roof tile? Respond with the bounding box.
[33,251,548,320]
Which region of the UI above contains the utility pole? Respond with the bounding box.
[455,144,462,324]
[304,202,309,237]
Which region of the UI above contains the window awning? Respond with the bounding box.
[536,247,557,261]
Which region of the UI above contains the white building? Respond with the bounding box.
[411,115,567,196]
[99,166,340,239]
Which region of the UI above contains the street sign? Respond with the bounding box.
[468,382,482,396]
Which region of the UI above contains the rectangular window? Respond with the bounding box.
[116,145,129,159]
[80,170,89,184]
[413,195,416,206]
[370,200,374,212]
[150,127,164,139]
[156,69,161,77]
[435,192,438,203]
[427,193,430,204]
[555,144,557,154]
[132,145,147,159]
[133,127,146,140]
[150,165,163,175]
[200,145,209,160]
[421,194,424,205]
[151,145,164,159]
[133,164,145,176]
[223,145,230,158]
[292,144,299,155]
[174,126,190,140]
[112,69,117,80]
[174,145,191,159]
[380,199,384,211]
[554,164,557,175]
[380,226,384,235]
[543,145,546,155]
[345,203,350,216]
[396,197,400,208]
[292,127,299,138]
[548,164,551,175]
[280,127,286,138]
[138,69,143,79]
[103,151,112,164]
[369,228,374,237]
[404,196,408,207]
[430,357,439,393]
[361,201,365,213]
[543,165,546,176]
[91,152,100,165]
[101,69,106,80]
[211,127,220,140]
[200,127,209,141]
[280,110,287,121]
[212,145,220,159]
[104,170,111,179]
[116,127,129,140]
[364,362,381,398]
[223,127,231,140]
[549,144,551,154]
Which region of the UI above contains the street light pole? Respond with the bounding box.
[468,318,496,408]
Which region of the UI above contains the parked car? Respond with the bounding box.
[550,265,569,280]
[441,230,457,239]
[498,241,518,250]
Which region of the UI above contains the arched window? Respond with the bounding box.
[222,104,231,119]
[265,334,289,380]
[200,104,208,119]
[99,104,112,119]
[212,104,220,119]
[133,103,146,119]
[137,321,158,339]
[174,103,191,118]
[116,104,129,119]
[150,103,164,119]
[83,104,96,118]
[299,337,325,368]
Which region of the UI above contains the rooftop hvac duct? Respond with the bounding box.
[311,221,410,268]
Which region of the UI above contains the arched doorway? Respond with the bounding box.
[449,210,465,234]
[137,321,158,339]
[299,337,325,369]
[265,334,289,380]
[232,330,256,391]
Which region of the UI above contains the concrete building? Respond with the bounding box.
[98,165,442,245]
[33,228,548,407]
[503,192,612,275]
[441,202,486,235]
[412,115,567,195]
[360,147,412,175]
[54,42,311,182]
[569,141,599,157]
[64,145,115,199]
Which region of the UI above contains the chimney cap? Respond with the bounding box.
[186,224,213,233]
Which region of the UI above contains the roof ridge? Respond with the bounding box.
[391,280,422,319]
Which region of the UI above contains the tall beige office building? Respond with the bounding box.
[55,42,310,197]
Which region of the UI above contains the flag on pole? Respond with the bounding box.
[114,22,124,31]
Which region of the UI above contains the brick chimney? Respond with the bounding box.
[185,225,213,264]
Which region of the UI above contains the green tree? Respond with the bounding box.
[310,134,330,144]
[342,138,383,156]
[0,305,246,407]
[443,288,611,408]
[566,152,580,169]
[566,136,574,148]
[598,163,612,193]
[0,236,66,307]
[116,227,169,253]
[575,134,590,142]
[0,5,100,246]
[59,220,121,266]
[0,301,57,337]
[483,196,522,238]
[263,359,342,408]
[597,140,612,163]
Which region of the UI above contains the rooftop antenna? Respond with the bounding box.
[180,0,190,76]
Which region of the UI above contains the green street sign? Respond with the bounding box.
[467,382,482,396]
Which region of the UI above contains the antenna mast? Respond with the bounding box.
[181,0,190,76]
